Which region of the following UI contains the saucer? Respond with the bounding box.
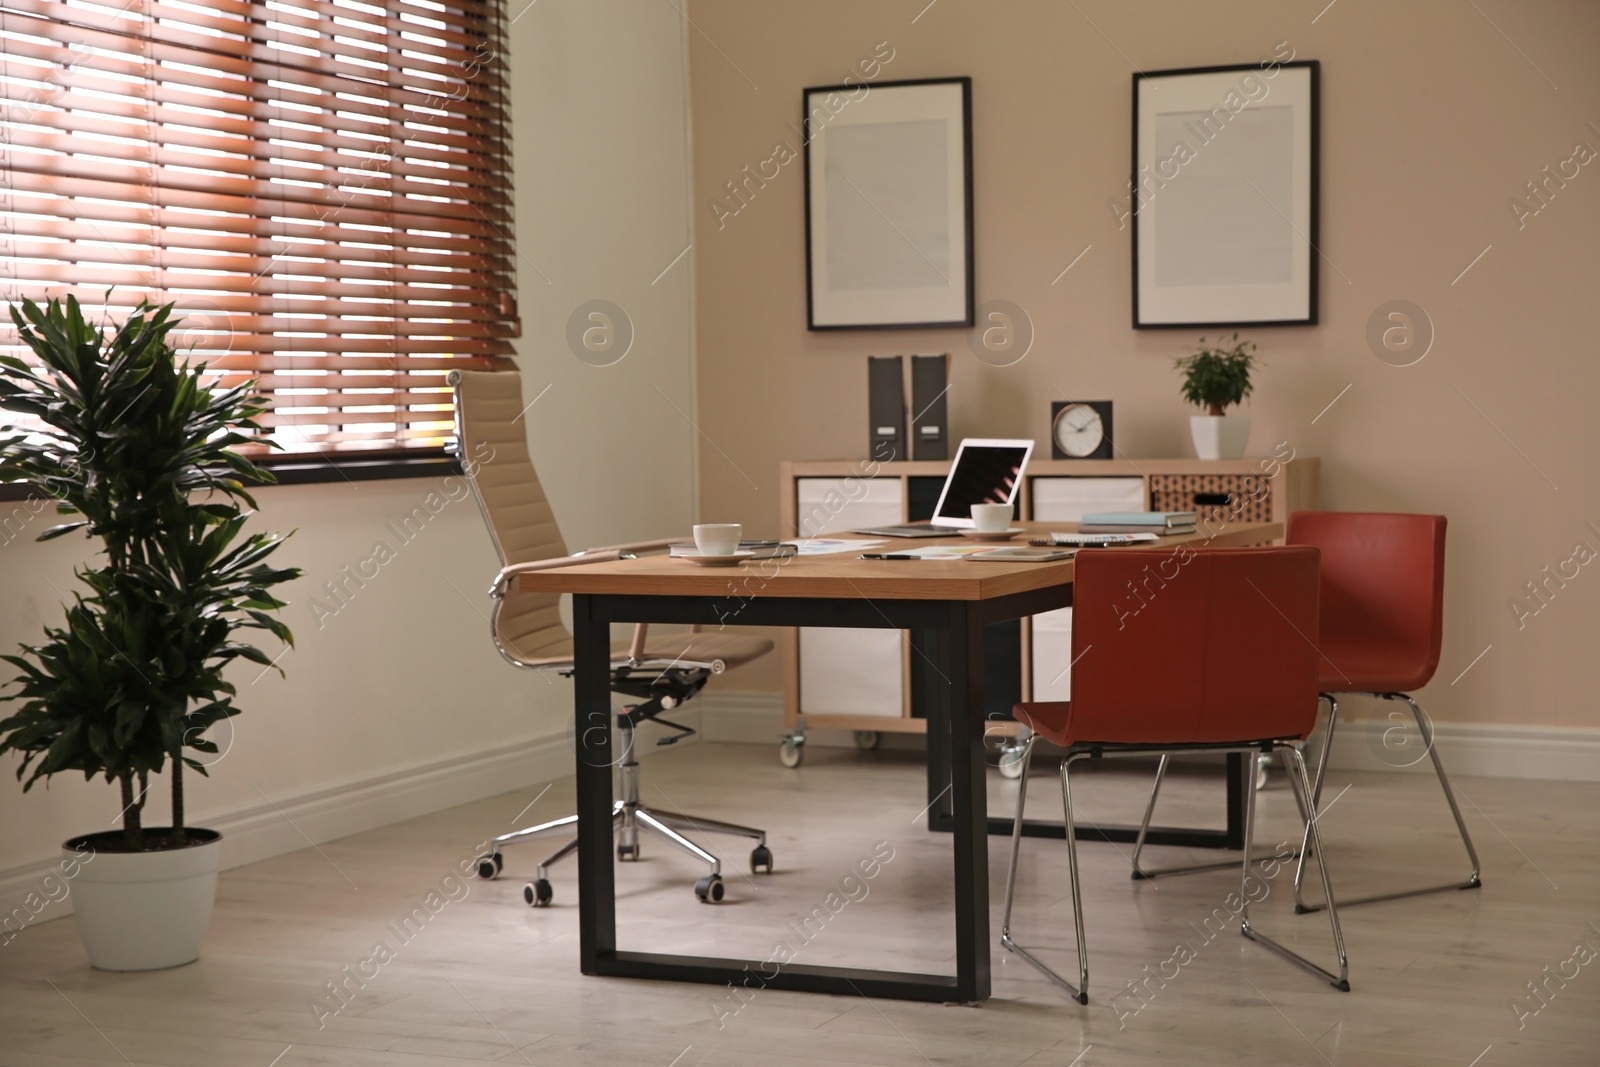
[960,528,1024,542]
[675,550,756,566]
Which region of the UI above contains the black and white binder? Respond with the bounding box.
[910,353,949,460]
[867,355,905,460]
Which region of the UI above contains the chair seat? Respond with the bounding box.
[1012,701,1074,747]
[1316,633,1432,692]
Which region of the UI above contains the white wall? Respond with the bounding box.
[0,0,697,906]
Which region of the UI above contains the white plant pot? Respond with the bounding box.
[65,828,222,971]
[1189,414,1251,460]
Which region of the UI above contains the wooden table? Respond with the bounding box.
[520,520,1283,1004]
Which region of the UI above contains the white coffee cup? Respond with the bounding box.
[693,523,743,556]
[970,503,1013,533]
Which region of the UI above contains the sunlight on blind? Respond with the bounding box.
[0,0,518,455]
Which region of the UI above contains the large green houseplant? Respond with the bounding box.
[1174,333,1259,460]
[0,296,299,970]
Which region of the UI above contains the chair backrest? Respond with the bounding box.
[450,369,574,663]
[1287,511,1445,687]
[1068,545,1322,746]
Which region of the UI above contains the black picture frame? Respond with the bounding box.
[803,76,974,331]
[1131,60,1320,329]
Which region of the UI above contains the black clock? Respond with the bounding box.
[1050,401,1114,459]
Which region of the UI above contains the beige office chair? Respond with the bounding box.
[450,369,775,905]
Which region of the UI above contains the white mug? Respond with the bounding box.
[970,503,1012,533]
[693,523,743,555]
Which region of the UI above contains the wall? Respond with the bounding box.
[0,0,697,902]
[685,0,1600,728]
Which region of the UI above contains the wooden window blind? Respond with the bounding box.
[0,0,518,457]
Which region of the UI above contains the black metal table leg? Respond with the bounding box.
[941,602,990,1003]
[573,594,617,974]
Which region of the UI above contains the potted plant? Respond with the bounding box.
[0,297,299,970]
[1175,333,1259,460]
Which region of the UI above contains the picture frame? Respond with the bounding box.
[1131,60,1320,329]
[804,76,974,330]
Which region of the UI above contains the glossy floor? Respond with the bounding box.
[4,741,1598,1065]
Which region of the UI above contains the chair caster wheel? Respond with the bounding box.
[779,736,804,768]
[476,852,503,880]
[524,879,552,907]
[695,874,725,903]
[618,842,641,861]
[998,745,1027,780]
[854,730,880,751]
[750,845,774,873]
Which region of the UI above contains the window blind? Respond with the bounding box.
[0,0,518,456]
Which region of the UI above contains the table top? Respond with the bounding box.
[516,521,1283,601]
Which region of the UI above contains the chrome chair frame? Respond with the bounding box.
[1291,692,1481,913]
[1126,750,1309,881]
[1001,735,1350,1004]
[448,371,771,905]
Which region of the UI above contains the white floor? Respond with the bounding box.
[3,742,1598,1065]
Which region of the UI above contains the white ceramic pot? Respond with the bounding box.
[1189,414,1251,460]
[65,828,223,971]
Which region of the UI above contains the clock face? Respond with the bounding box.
[1053,403,1105,458]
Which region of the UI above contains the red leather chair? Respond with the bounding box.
[1001,546,1349,1004]
[1285,511,1481,912]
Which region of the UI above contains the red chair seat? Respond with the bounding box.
[1315,633,1435,692]
[1013,701,1073,747]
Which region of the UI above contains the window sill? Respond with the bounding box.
[0,450,463,503]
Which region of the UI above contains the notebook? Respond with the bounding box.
[853,438,1034,538]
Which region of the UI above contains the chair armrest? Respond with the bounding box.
[491,552,625,596]
[490,539,677,596]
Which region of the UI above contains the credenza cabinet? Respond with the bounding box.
[776,457,1319,748]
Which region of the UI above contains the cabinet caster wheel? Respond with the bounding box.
[854,730,880,751]
[695,874,725,903]
[1255,753,1270,792]
[998,745,1027,780]
[476,852,503,880]
[524,879,552,907]
[618,842,641,861]
[779,736,805,768]
[750,845,774,873]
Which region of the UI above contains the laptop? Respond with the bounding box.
[855,438,1035,538]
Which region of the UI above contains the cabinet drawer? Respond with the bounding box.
[796,477,902,536]
[1030,477,1146,521]
[1148,473,1271,525]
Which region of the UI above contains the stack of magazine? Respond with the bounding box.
[1077,511,1197,536]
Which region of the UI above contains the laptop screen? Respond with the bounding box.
[934,440,1033,524]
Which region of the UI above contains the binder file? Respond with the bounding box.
[910,353,949,460]
[867,355,906,460]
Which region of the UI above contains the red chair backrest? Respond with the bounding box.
[1068,546,1322,746]
[1287,511,1446,688]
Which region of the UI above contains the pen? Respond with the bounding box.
[859,553,927,560]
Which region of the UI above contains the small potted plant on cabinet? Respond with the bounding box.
[0,297,299,970]
[1175,333,1258,460]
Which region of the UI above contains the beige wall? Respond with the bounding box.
[0,1,696,872]
[686,0,1600,722]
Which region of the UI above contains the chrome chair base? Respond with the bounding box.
[478,719,768,905]
[1000,736,1350,1004]
[1128,752,1307,881]
[1292,693,1482,913]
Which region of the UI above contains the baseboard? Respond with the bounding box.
[694,690,1600,782]
[1324,718,1600,781]
[0,715,694,929]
